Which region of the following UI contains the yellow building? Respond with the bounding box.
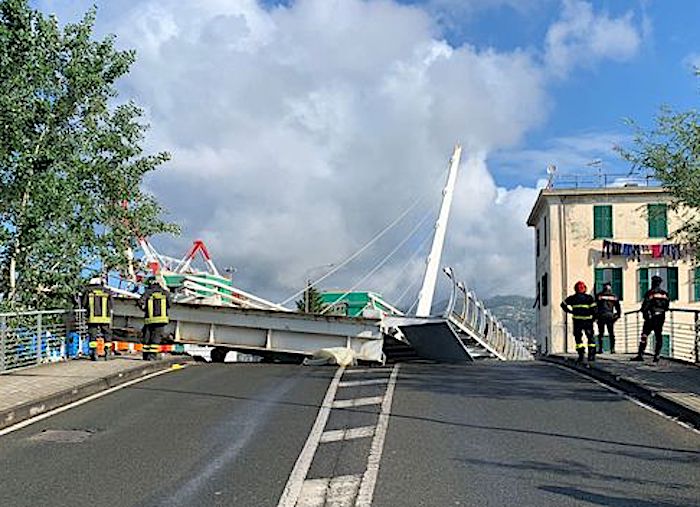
[527,186,699,356]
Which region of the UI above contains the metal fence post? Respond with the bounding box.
[0,315,6,373]
[36,313,43,364]
[669,311,674,359]
[695,311,700,364]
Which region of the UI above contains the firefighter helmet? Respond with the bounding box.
[574,281,587,294]
[651,275,663,287]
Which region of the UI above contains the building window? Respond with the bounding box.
[595,268,623,300]
[694,268,700,302]
[638,267,678,301]
[541,273,549,307]
[593,205,613,239]
[536,281,541,309]
[648,204,668,238]
[536,228,540,257]
[543,215,547,244]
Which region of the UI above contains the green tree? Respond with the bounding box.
[620,71,700,255]
[0,1,178,310]
[296,285,326,314]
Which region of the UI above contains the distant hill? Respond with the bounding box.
[483,295,535,337]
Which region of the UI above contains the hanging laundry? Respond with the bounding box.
[651,244,662,258]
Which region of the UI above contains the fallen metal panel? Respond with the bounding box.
[112,299,383,362]
[388,318,473,363]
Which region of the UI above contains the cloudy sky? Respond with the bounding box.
[37,0,700,307]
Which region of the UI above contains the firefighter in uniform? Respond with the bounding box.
[561,281,597,363]
[81,277,114,361]
[595,282,621,354]
[139,277,171,361]
[631,275,669,363]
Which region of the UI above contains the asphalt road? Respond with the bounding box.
[0,363,335,507]
[0,361,698,507]
[373,362,700,507]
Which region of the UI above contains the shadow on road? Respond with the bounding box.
[539,485,693,507]
[454,457,692,490]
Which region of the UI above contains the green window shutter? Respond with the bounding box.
[593,205,612,239]
[648,204,668,238]
[667,267,678,301]
[695,268,700,302]
[612,268,623,301]
[594,268,605,294]
[638,268,649,301]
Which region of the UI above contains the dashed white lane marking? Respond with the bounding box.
[338,379,389,388]
[297,474,362,507]
[277,367,345,507]
[355,364,400,507]
[320,426,376,444]
[0,365,184,437]
[552,364,700,435]
[332,396,384,409]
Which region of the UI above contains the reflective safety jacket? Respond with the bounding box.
[595,290,621,320]
[82,285,113,325]
[641,287,669,320]
[140,286,171,325]
[561,293,596,321]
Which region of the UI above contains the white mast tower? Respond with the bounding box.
[415,144,462,317]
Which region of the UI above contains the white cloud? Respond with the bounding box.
[545,0,642,77]
[39,0,644,305]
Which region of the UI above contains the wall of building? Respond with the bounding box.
[532,189,699,354]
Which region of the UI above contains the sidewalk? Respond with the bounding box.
[546,353,700,428]
[0,356,185,431]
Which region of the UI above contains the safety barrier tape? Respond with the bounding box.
[87,339,187,354]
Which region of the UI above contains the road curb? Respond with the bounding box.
[543,355,700,430]
[0,357,188,431]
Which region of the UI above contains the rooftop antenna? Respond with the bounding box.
[546,164,557,189]
[416,144,462,317]
[586,159,603,187]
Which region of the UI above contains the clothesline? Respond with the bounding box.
[601,240,694,261]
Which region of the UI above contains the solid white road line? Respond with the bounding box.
[355,364,400,507]
[552,364,700,435]
[277,367,345,507]
[332,396,384,409]
[0,364,185,437]
[320,426,376,444]
[338,379,389,388]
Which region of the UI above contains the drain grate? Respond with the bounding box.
[29,429,96,443]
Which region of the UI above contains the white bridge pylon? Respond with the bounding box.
[416,144,462,317]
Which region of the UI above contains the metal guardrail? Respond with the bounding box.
[443,270,533,361]
[0,309,88,373]
[622,308,699,364]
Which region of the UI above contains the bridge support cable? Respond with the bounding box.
[390,229,435,309]
[320,207,437,315]
[277,161,451,307]
[277,195,433,307]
